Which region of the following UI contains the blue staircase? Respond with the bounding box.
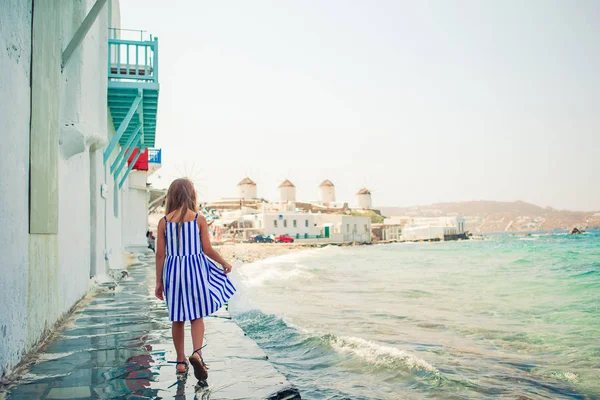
[104,34,160,189]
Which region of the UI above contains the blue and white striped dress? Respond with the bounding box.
[163,214,236,322]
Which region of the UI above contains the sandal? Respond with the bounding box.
[168,360,189,374]
[189,346,209,381]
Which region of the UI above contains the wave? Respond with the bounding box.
[546,371,579,384]
[235,253,318,288]
[570,269,598,278]
[327,335,440,376]
[513,258,533,264]
[233,310,440,379]
[237,262,315,287]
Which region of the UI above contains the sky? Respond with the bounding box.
[120,0,600,211]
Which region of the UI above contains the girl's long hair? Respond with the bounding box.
[165,178,198,250]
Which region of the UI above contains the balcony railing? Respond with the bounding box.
[148,148,162,164]
[108,36,158,83]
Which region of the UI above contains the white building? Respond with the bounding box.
[379,224,403,241]
[314,214,372,243]
[401,217,467,241]
[247,213,320,238]
[0,0,161,378]
[220,207,259,225]
[356,188,372,209]
[319,179,336,204]
[279,179,296,202]
[238,177,257,200]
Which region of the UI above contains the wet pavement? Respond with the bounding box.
[3,254,300,399]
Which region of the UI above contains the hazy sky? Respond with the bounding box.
[120,0,599,211]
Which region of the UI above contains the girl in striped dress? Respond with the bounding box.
[155,178,236,380]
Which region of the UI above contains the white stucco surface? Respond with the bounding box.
[1,0,127,378]
[252,213,319,237]
[319,186,336,203]
[238,183,257,200]
[357,193,372,209]
[314,215,372,243]
[0,0,33,378]
[279,186,296,203]
[57,0,109,310]
[123,171,150,249]
[105,151,125,272]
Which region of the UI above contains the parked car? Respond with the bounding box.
[249,234,274,243]
[274,234,295,243]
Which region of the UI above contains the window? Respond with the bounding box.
[305,220,309,227]
[353,224,357,233]
[293,220,297,228]
[364,224,368,232]
[274,220,278,228]
[347,224,350,233]
[283,220,287,228]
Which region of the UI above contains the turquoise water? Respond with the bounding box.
[229,232,600,399]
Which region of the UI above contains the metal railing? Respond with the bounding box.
[108,28,149,41]
[148,148,162,164]
[108,36,158,82]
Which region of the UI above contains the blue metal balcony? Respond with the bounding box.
[104,31,160,189]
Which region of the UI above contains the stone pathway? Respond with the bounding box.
[3,254,300,399]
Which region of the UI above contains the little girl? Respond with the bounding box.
[155,178,236,380]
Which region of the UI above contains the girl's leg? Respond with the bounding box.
[189,318,209,380]
[172,322,186,372]
[190,318,205,359]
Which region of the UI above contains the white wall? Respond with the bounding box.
[221,207,258,224]
[104,148,125,273]
[255,213,319,237]
[319,186,336,203]
[123,170,149,250]
[402,226,453,241]
[1,0,124,378]
[279,186,296,202]
[57,0,110,312]
[382,225,402,241]
[238,184,257,199]
[314,215,372,243]
[357,194,372,209]
[0,0,32,378]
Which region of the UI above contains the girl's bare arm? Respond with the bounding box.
[155,218,166,285]
[198,216,232,272]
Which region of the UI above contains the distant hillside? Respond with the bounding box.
[379,201,600,233]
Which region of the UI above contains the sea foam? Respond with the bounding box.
[328,335,440,375]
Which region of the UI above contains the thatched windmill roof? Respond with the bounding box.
[278,179,295,188]
[237,177,256,186]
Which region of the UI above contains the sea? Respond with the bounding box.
[228,231,600,399]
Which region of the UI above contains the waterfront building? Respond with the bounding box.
[0,0,161,377]
[313,214,372,243]
[401,217,467,241]
[246,213,320,238]
[372,223,403,241]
